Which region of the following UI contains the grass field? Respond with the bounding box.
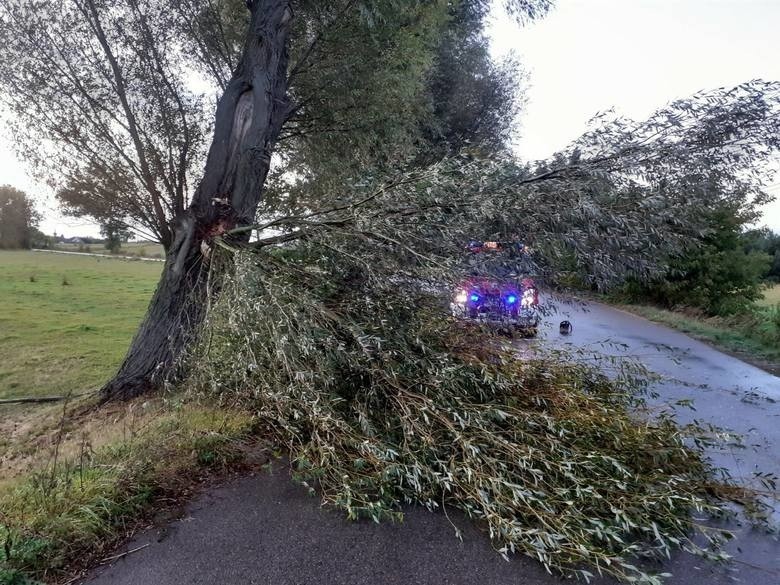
[0,250,161,400]
[758,283,780,306]
[0,251,265,585]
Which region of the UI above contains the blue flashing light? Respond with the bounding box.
[469,293,480,303]
[506,294,518,305]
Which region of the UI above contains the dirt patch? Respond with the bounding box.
[0,396,164,487]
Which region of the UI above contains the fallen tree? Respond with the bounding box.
[1,0,507,399]
[190,238,772,584]
[117,77,780,401]
[186,100,780,577]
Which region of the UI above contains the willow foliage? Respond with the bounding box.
[190,245,765,584]
[184,79,780,583]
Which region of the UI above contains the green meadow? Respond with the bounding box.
[0,251,161,400]
[758,282,780,306]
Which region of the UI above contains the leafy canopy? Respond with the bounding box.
[0,185,39,249]
[621,206,773,315]
[227,80,780,294]
[0,0,547,245]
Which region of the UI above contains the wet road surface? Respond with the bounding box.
[543,300,780,478]
[82,301,780,585]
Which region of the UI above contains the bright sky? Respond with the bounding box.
[0,0,778,236]
[0,139,101,238]
[489,0,780,229]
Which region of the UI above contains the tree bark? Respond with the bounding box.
[101,0,293,401]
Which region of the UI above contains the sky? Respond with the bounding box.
[488,0,780,229]
[0,0,779,236]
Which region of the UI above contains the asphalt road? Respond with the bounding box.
[543,300,780,480]
[82,301,780,585]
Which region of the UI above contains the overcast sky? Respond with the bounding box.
[1,0,779,237]
[489,0,780,229]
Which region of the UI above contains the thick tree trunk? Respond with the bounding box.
[101,0,292,401]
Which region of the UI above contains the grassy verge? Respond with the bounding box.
[616,302,780,373]
[0,397,260,585]
[0,251,160,400]
[0,251,249,584]
[757,283,780,306]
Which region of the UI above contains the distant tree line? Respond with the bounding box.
[0,184,134,252]
[744,227,780,282]
[0,185,39,249]
[100,220,132,253]
[621,204,779,316]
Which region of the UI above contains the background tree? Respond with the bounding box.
[28,227,52,249]
[420,1,525,158]
[621,206,772,315]
[0,185,40,249]
[261,0,528,214]
[744,227,780,282]
[0,0,209,247]
[101,220,132,253]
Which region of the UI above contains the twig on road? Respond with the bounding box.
[99,543,151,565]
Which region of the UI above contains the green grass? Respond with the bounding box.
[0,251,161,400]
[0,250,263,584]
[119,241,166,258]
[758,283,780,306]
[51,241,166,259]
[0,402,257,584]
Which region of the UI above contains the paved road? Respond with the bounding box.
[82,301,780,585]
[543,300,780,479]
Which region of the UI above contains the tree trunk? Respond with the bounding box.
[101,0,293,401]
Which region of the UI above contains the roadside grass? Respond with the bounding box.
[0,251,160,400]
[0,398,259,585]
[757,282,780,306]
[0,251,265,585]
[617,303,780,371]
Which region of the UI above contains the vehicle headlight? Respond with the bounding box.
[454,289,468,304]
[521,288,537,308]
